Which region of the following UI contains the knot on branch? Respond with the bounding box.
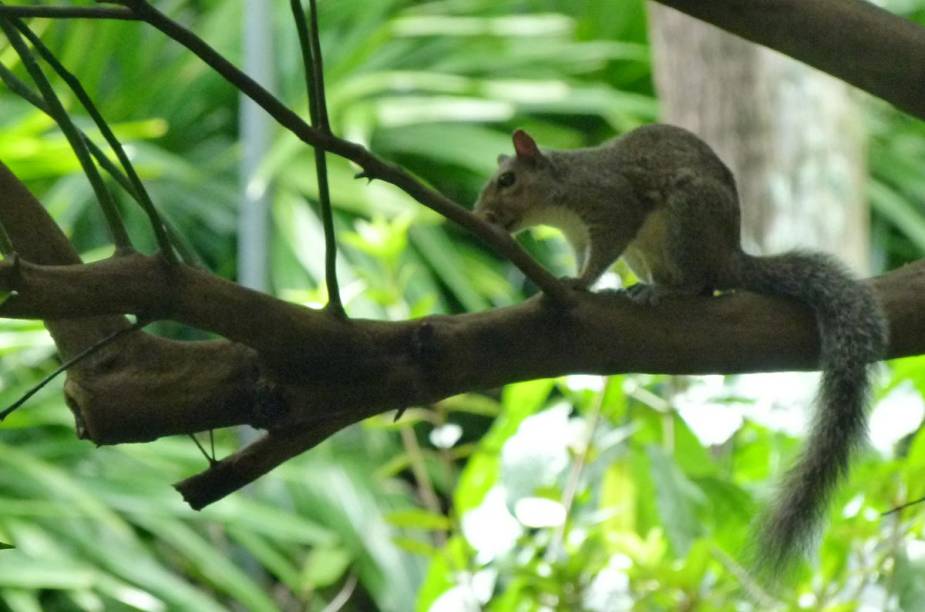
[252,377,289,428]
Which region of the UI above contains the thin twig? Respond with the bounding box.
[290,0,342,316]
[0,5,136,20]
[881,494,925,516]
[0,11,133,252]
[103,0,570,303]
[546,377,609,562]
[0,319,149,421]
[189,433,217,466]
[399,425,447,546]
[12,20,177,263]
[711,546,776,607]
[319,573,358,612]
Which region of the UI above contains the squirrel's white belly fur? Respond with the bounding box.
[523,205,590,267]
[523,204,677,284]
[625,207,675,284]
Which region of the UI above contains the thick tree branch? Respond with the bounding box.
[1,252,921,374]
[0,162,126,358]
[3,0,925,509]
[0,162,269,442]
[651,0,925,121]
[177,259,924,509]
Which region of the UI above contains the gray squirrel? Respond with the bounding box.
[474,124,888,575]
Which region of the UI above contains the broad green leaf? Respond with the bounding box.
[646,445,706,556]
[410,225,489,312]
[392,536,440,557]
[895,550,925,611]
[415,536,469,612]
[868,179,925,251]
[386,509,453,531]
[601,461,636,537]
[130,517,277,612]
[300,546,353,590]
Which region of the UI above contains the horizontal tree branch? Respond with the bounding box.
[0,161,127,359]
[652,0,925,121]
[0,181,921,507]
[0,252,920,376]
[177,257,925,509]
[4,1,925,508]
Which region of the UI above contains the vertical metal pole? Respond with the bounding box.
[238,0,276,292]
[238,1,276,447]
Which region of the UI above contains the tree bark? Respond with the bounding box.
[2,162,925,506]
[648,3,868,269]
[2,0,925,508]
[649,0,925,122]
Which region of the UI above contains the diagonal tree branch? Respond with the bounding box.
[0,11,132,252]
[3,156,923,506]
[11,18,177,262]
[0,0,921,510]
[97,0,571,303]
[651,0,925,121]
[0,63,200,265]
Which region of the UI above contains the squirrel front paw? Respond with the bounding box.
[624,283,660,305]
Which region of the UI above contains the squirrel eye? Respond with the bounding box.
[497,172,516,188]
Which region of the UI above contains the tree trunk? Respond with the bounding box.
[647,3,868,271]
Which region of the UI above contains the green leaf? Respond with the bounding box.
[226,527,302,591]
[386,509,453,531]
[454,380,555,514]
[301,546,353,589]
[392,536,440,557]
[868,180,925,251]
[646,445,706,556]
[894,551,925,612]
[601,461,636,538]
[131,517,278,612]
[416,536,468,612]
[672,413,718,478]
[410,225,489,312]
[0,542,12,550]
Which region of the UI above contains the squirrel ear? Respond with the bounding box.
[512,129,542,162]
[497,153,510,165]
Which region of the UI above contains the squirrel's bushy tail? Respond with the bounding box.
[737,251,888,577]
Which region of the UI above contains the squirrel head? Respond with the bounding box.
[474,129,556,233]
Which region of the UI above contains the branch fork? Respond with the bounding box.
[0,0,922,509]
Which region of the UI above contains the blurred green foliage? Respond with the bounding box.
[0,0,923,610]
